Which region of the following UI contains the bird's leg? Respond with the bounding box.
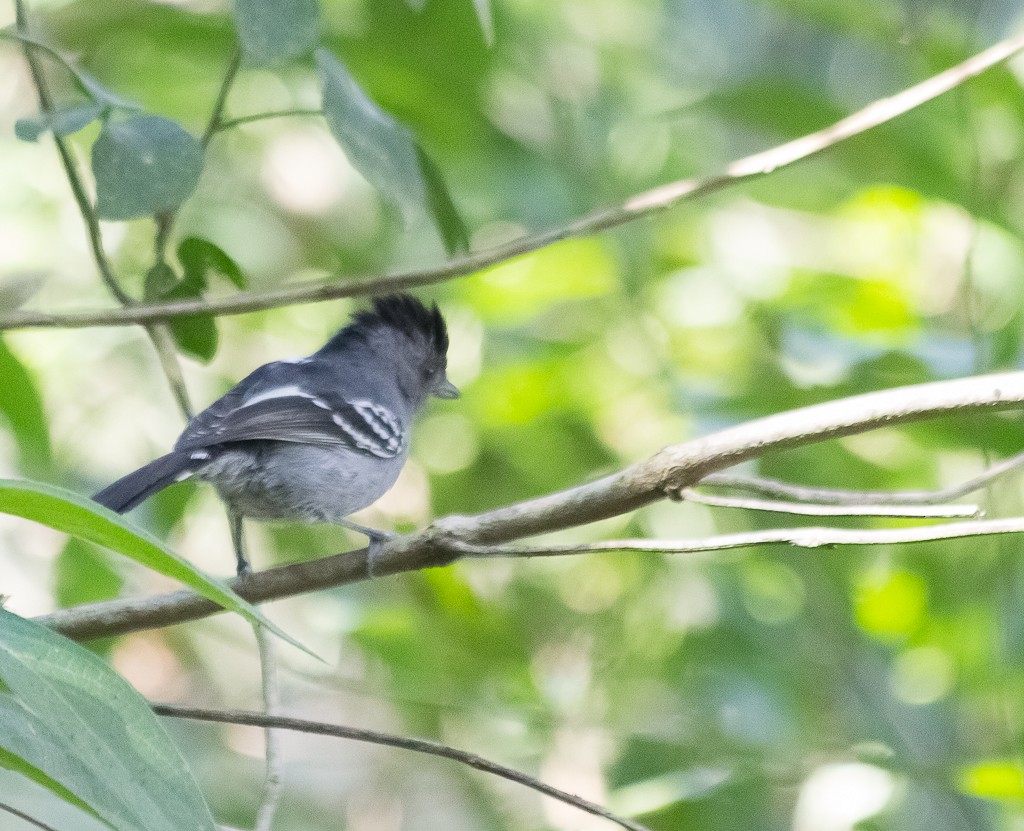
[339,518,394,577]
[229,510,251,577]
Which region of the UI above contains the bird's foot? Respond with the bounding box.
[339,520,395,578]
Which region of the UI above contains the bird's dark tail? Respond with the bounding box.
[93,451,198,514]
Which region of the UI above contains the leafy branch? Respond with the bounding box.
[3,28,1024,331]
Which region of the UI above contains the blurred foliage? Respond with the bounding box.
[3,0,1024,829]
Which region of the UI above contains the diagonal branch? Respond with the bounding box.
[12,0,132,307]
[153,704,651,831]
[4,30,1024,331]
[37,370,1024,642]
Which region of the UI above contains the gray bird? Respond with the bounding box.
[94,294,458,573]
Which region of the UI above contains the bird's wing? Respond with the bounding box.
[174,363,405,459]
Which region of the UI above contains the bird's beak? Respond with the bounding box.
[433,378,460,399]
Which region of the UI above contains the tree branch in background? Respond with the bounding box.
[680,488,981,518]
[152,704,653,831]
[0,801,60,831]
[3,30,1024,331]
[453,517,1024,559]
[700,447,1024,505]
[38,371,1024,641]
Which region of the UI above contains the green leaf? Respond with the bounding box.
[316,49,468,251]
[14,117,45,143]
[0,479,309,656]
[415,143,470,255]
[168,313,219,363]
[316,48,426,225]
[177,237,246,290]
[91,116,203,220]
[0,608,216,831]
[0,338,50,477]
[55,539,124,610]
[234,0,320,66]
[143,262,179,301]
[13,104,102,142]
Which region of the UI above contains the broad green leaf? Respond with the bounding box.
[234,0,320,66]
[0,479,308,655]
[0,608,216,831]
[91,116,203,220]
[0,338,50,476]
[316,48,427,225]
[415,143,470,255]
[168,313,219,363]
[317,49,469,252]
[177,237,246,290]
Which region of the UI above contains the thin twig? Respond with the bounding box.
[700,448,1024,505]
[215,108,322,133]
[4,30,1024,330]
[154,48,241,268]
[202,49,241,148]
[680,488,981,518]
[252,626,283,831]
[0,800,61,831]
[12,0,132,307]
[37,371,1024,641]
[152,704,652,831]
[452,517,1024,558]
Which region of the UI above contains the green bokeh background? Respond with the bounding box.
[3,0,1024,828]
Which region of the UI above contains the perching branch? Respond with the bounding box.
[152,704,652,831]
[38,370,1024,641]
[4,30,1024,331]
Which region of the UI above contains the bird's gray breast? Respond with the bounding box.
[197,441,408,522]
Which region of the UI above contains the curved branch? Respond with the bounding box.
[4,30,1024,331]
[153,704,651,831]
[37,371,1024,641]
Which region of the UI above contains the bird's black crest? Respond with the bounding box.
[324,294,449,355]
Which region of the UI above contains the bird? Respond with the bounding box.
[93,294,459,574]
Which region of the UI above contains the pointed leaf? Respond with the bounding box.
[0,479,309,655]
[0,337,50,477]
[234,0,320,66]
[0,608,216,831]
[415,143,470,255]
[316,48,426,225]
[177,237,247,289]
[168,313,219,363]
[92,116,203,220]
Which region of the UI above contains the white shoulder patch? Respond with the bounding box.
[243,384,315,407]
